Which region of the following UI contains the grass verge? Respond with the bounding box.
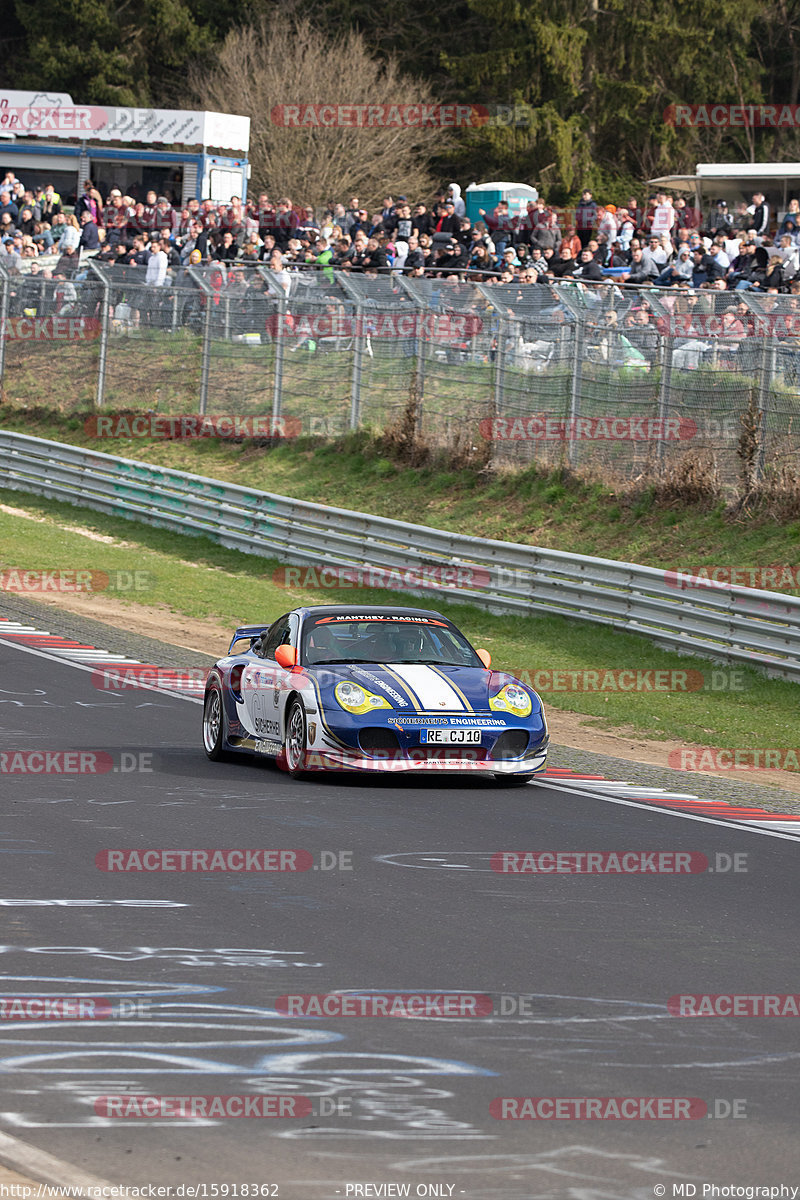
[1,487,798,759]
[2,407,800,575]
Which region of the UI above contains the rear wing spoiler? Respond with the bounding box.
[228,624,269,655]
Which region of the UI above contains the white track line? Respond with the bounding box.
[0,635,203,705]
[0,1129,110,1189]
[542,779,800,842]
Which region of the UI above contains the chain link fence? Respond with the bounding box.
[2,258,800,484]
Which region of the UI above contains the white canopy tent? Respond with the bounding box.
[648,163,800,217]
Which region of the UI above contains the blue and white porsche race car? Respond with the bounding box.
[202,605,548,783]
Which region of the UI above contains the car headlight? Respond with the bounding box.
[335,681,392,715]
[490,683,533,717]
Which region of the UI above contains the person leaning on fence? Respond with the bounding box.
[309,236,334,280]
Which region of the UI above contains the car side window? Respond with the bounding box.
[260,614,292,660]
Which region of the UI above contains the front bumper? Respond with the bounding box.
[300,747,548,775]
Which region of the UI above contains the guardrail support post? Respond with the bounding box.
[0,265,9,391]
[657,332,674,463]
[350,303,364,430]
[493,314,506,418]
[272,296,286,429]
[568,312,585,467]
[756,331,774,482]
[89,263,110,409]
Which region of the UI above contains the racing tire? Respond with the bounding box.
[494,773,534,787]
[279,697,308,779]
[203,682,228,761]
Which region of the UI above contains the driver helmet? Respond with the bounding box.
[308,625,339,661]
[387,624,425,659]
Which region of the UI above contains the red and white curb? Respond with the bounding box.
[0,615,206,698]
[542,767,800,835]
[2,612,799,830]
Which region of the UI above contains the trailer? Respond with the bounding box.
[0,89,250,207]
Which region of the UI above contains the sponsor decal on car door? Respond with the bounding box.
[240,664,282,740]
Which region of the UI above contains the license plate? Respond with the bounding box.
[422,728,482,744]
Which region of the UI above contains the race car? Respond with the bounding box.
[202,604,548,783]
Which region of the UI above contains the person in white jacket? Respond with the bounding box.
[145,240,168,286]
[448,183,466,218]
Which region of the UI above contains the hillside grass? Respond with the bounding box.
[2,406,799,574]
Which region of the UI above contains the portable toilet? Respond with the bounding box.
[465,181,539,224]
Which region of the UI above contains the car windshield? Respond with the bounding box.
[301,615,482,667]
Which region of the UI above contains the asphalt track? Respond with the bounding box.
[0,631,799,1199]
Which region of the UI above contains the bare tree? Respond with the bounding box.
[189,15,450,207]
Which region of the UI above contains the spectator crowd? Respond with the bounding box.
[1,168,799,298]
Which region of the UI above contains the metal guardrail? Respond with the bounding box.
[1,430,799,682]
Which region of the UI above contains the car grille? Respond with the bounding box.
[490,730,530,760]
[359,728,402,754]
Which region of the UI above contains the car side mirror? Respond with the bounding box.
[274,644,297,669]
[477,648,491,669]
